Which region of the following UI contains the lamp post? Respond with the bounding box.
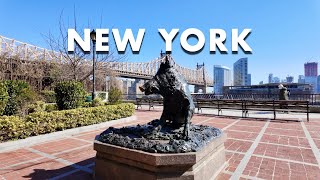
[106,76,110,92]
[90,29,96,100]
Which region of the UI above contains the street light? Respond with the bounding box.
[106,76,110,92]
[90,29,96,100]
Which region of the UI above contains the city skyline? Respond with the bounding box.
[1,1,320,85]
[215,62,320,85]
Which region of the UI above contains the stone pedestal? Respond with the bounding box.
[94,133,227,180]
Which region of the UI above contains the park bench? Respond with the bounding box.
[121,99,136,104]
[194,99,310,122]
[195,98,246,116]
[243,100,309,122]
[136,97,163,110]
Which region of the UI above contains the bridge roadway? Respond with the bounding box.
[114,70,209,86]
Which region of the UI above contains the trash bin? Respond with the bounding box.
[86,96,93,102]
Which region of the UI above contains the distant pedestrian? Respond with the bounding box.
[278,84,289,100]
[278,84,289,111]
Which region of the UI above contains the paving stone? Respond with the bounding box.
[265,127,306,137]
[228,125,263,133]
[55,146,96,166]
[254,143,317,164]
[225,130,258,141]
[224,139,253,153]
[216,172,231,180]
[225,152,245,173]
[30,138,90,155]
[1,158,76,179]
[244,155,320,180]
[260,134,310,148]
[235,119,266,127]
[0,148,42,169]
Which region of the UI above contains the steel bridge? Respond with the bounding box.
[0,35,213,86]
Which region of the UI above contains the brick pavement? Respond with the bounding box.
[0,107,319,180]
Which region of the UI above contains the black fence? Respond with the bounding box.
[193,93,320,105]
[122,93,320,106]
[121,94,162,101]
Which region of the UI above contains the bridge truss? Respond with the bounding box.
[0,35,213,87]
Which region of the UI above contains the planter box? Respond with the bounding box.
[94,133,227,180]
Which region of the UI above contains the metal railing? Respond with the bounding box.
[219,93,320,105]
[122,93,320,105]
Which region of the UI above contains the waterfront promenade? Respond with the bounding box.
[1,106,320,179]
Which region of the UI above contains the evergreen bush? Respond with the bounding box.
[0,82,8,115]
[3,80,36,116]
[40,90,56,103]
[54,81,86,110]
[108,86,122,105]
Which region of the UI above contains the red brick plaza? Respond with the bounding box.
[1,107,320,180]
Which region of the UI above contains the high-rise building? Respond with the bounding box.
[268,73,273,83]
[286,76,294,83]
[233,58,249,86]
[305,76,317,93]
[214,65,232,94]
[259,81,264,85]
[247,74,251,85]
[304,62,318,93]
[273,77,280,83]
[129,79,145,95]
[122,79,133,94]
[304,62,318,77]
[298,75,305,84]
[318,75,320,93]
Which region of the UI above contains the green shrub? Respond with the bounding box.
[54,81,86,110]
[97,92,107,101]
[0,82,8,115]
[108,86,122,105]
[45,104,58,112]
[81,102,92,108]
[26,103,135,135]
[92,97,104,107]
[40,90,56,103]
[0,103,135,142]
[3,80,37,116]
[27,101,46,114]
[0,116,34,142]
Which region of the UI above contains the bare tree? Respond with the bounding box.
[43,9,126,90]
[0,51,47,90]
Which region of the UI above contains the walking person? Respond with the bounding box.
[278,84,289,112]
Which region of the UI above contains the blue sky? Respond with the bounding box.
[1,0,320,85]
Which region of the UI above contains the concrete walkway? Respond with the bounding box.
[0,106,320,179]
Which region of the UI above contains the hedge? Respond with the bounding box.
[0,103,135,142]
[0,116,34,141]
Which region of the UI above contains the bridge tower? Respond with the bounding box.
[194,62,207,93]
